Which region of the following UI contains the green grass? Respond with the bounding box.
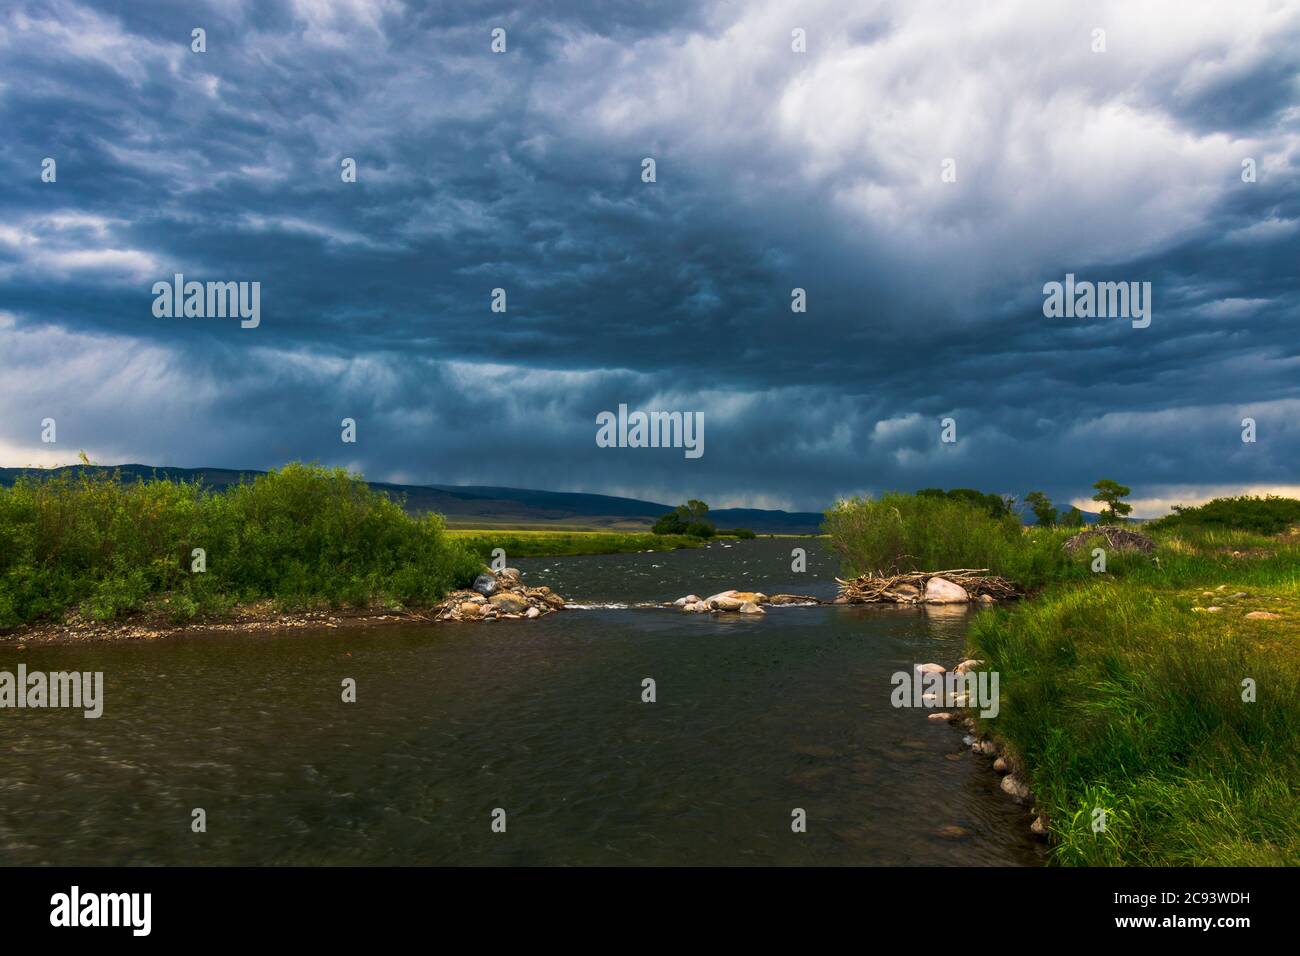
[968,580,1300,865]
[448,529,706,559]
[827,491,1300,864]
[0,462,483,628]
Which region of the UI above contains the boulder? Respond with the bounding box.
[954,659,984,674]
[992,756,1009,773]
[472,573,498,597]
[738,601,765,615]
[497,568,523,588]
[915,662,946,676]
[924,577,970,604]
[1000,775,1031,802]
[673,595,702,607]
[704,590,739,604]
[709,596,745,612]
[525,606,540,619]
[457,601,484,619]
[730,591,769,605]
[488,592,530,614]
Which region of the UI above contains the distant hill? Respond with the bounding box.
[0,464,828,534]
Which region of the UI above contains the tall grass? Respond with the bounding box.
[969,583,1300,865]
[0,463,483,627]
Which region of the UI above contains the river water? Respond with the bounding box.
[0,538,1043,865]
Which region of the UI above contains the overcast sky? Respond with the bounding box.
[1,0,1298,514]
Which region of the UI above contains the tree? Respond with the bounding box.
[652,500,715,538]
[1062,506,1086,528]
[1091,479,1132,522]
[1024,491,1058,527]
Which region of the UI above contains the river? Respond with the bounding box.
[0,538,1043,865]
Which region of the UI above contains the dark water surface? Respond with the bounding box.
[0,539,1043,865]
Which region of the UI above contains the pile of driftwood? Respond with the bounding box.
[1062,525,1155,555]
[836,569,1021,604]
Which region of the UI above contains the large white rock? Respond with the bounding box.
[924,577,970,604]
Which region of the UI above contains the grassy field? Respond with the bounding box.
[448,528,708,559]
[827,494,1300,865]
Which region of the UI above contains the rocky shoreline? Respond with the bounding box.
[919,657,1048,842]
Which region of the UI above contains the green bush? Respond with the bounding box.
[0,462,482,627]
[824,492,1028,576]
[1148,495,1300,536]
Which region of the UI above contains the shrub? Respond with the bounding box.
[1148,495,1300,537]
[0,463,482,627]
[823,492,1027,576]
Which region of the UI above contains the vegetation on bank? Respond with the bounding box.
[0,463,483,629]
[449,529,705,559]
[826,489,1300,865]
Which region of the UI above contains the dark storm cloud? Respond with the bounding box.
[1,0,1298,514]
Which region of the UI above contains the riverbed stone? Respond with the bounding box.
[915,662,946,676]
[954,658,984,674]
[472,573,498,597]
[768,593,820,605]
[924,577,970,604]
[1000,775,1031,802]
[709,596,745,611]
[674,595,702,606]
[738,601,765,615]
[488,592,530,614]
[526,606,540,619]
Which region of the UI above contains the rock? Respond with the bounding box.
[681,601,710,613]
[954,658,984,674]
[893,584,921,599]
[915,662,946,676]
[832,596,849,605]
[1000,775,1031,802]
[1245,611,1282,620]
[977,593,996,604]
[674,595,702,606]
[768,594,821,605]
[730,591,769,605]
[704,590,739,604]
[709,597,744,612]
[525,606,540,619]
[488,592,530,614]
[978,739,998,756]
[992,756,1009,773]
[935,825,972,840]
[928,712,953,722]
[924,577,970,604]
[497,568,523,588]
[1231,592,1249,599]
[922,693,938,704]
[738,601,765,615]
[472,573,498,597]
[1030,816,1048,838]
[457,601,483,619]
[1206,606,1223,613]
